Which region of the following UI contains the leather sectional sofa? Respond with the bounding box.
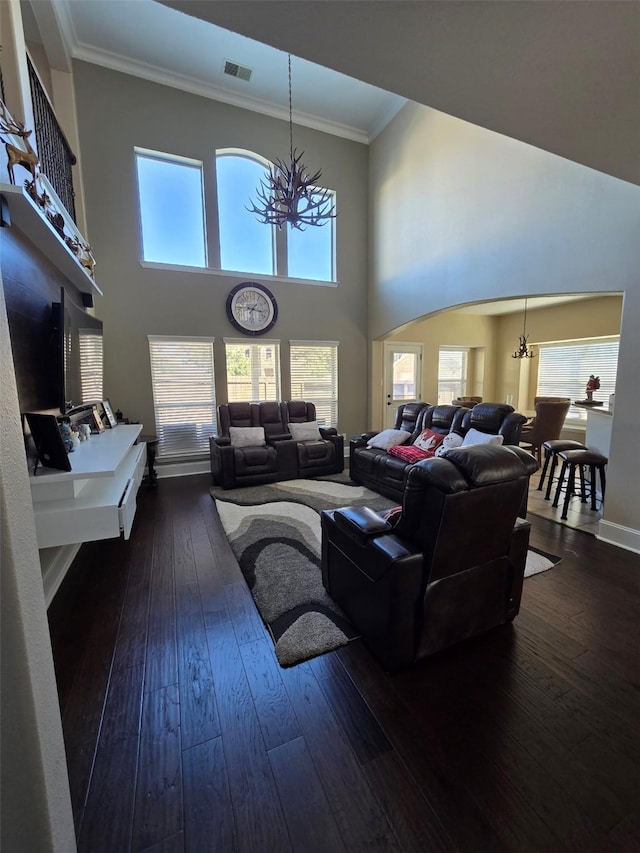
[350,401,531,505]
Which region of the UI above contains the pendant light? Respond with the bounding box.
[512,298,536,359]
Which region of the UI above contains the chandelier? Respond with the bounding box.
[248,54,336,231]
[512,298,536,359]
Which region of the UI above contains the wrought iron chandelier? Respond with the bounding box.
[248,54,336,231]
[512,298,536,359]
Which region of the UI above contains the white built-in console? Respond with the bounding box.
[30,425,146,604]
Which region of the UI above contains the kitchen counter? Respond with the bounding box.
[574,402,614,455]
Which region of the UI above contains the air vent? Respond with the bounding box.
[223,60,252,82]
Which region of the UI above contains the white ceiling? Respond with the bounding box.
[22,0,406,144]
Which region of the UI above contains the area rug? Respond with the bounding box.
[211,475,560,666]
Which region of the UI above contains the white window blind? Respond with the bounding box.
[78,329,103,403]
[148,336,217,460]
[438,347,468,404]
[537,338,619,422]
[224,341,281,402]
[290,341,338,428]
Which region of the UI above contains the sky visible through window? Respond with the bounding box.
[136,155,206,267]
[217,155,274,275]
[287,192,334,282]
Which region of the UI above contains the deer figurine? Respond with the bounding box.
[0,101,40,185]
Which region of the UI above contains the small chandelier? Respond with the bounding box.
[512,298,536,359]
[248,54,336,231]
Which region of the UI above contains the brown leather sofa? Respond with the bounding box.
[210,400,343,488]
[322,444,538,671]
[350,402,529,504]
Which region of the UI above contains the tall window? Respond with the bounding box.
[216,152,275,275]
[290,342,338,427]
[216,150,336,282]
[438,347,468,404]
[287,189,336,282]
[78,329,103,403]
[135,150,206,267]
[225,341,281,402]
[148,336,217,460]
[537,338,619,422]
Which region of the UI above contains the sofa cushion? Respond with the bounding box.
[289,421,321,440]
[388,445,432,463]
[367,428,411,450]
[461,428,504,447]
[229,426,266,448]
[413,428,445,453]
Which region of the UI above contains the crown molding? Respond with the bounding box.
[71,43,371,145]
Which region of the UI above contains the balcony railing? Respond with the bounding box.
[27,56,77,223]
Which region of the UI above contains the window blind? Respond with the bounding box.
[148,336,216,459]
[224,341,281,402]
[438,347,468,405]
[290,342,338,428]
[537,338,619,421]
[78,329,103,403]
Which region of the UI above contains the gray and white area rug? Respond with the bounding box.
[211,474,560,666]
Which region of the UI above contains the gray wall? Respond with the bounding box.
[73,61,370,439]
[369,101,640,543]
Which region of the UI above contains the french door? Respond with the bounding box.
[383,343,423,427]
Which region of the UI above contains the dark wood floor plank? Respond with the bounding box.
[317,665,392,766]
[225,580,269,646]
[182,736,236,853]
[268,736,347,853]
[239,637,302,751]
[112,536,154,672]
[206,619,291,853]
[280,661,398,852]
[139,832,184,853]
[132,684,183,851]
[144,496,177,694]
[362,750,456,853]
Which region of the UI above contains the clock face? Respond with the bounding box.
[226,283,278,336]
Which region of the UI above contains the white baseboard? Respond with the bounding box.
[40,544,82,607]
[596,520,640,555]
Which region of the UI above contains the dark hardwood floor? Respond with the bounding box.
[47,473,640,853]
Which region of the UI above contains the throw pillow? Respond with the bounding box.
[380,505,403,527]
[388,445,432,463]
[461,427,504,447]
[288,421,321,441]
[413,428,445,453]
[434,432,464,456]
[366,428,411,450]
[229,426,266,448]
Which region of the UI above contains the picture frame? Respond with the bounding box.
[102,399,118,428]
[91,407,105,433]
[25,412,72,472]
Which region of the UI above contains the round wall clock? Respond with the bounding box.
[226,282,278,336]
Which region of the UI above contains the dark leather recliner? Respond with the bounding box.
[210,401,296,489]
[322,444,538,671]
[283,400,344,477]
[459,402,527,446]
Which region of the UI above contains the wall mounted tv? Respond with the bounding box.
[52,287,104,414]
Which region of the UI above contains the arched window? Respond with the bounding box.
[216,150,275,276]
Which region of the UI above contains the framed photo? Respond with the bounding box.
[91,407,105,433]
[102,399,118,428]
[25,412,71,472]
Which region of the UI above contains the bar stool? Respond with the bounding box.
[538,439,588,499]
[552,448,608,520]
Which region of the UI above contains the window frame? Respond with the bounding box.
[289,340,339,428]
[147,335,217,461]
[224,338,282,403]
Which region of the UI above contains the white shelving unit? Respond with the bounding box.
[31,425,146,604]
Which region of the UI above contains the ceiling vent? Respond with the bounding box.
[223,60,252,82]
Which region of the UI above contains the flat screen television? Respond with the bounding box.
[52,287,104,415]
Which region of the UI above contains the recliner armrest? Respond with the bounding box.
[333,506,392,546]
[267,432,292,443]
[319,426,338,438]
[212,436,231,447]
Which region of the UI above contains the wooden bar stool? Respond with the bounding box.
[538,439,587,499]
[552,448,607,520]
